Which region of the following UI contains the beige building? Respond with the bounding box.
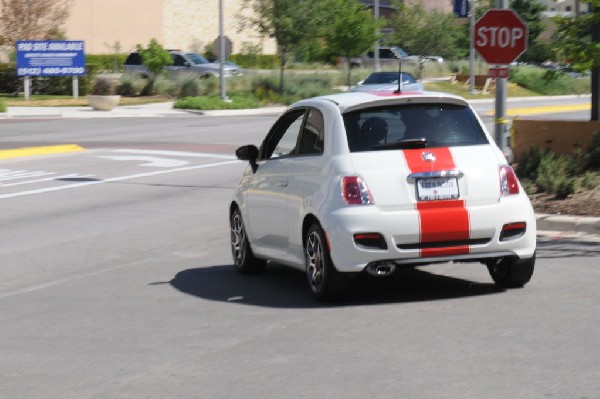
[63,0,276,54]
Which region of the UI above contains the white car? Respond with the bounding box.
[230,91,536,301]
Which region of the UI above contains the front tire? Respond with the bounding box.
[305,223,348,301]
[230,208,266,274]
[487,254,535,288]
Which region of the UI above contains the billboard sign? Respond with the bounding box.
[16,40,86,77]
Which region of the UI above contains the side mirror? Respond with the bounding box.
[235,145,259,172]
[184,61,191,68]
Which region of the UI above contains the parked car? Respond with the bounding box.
[123,50,242,79]
[350,71,424,92]
[341,47,443,69]
[230,90,536,301]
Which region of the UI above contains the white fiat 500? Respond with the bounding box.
[230,91,536,301]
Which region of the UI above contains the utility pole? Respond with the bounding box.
[469,0,476,93]
[495,0,509,155]
[374,0,380,72]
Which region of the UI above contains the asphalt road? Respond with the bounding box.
[1,109,599,398]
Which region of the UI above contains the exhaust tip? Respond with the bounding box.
[365,261,397,277]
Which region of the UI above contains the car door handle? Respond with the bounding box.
[277,180,288,188]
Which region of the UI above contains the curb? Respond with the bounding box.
[536,214,600,235]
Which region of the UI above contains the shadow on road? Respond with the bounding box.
[168,264,503,308]
[537,236,600,259]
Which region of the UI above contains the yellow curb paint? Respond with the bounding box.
[485,103,590,116]
[0,144,85,160]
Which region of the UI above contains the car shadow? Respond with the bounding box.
[168,263,503,308]
[536,235,600,259]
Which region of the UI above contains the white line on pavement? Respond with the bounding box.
[0,160,241,200]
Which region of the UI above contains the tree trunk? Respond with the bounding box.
[278,46,287,95]
[592,6,600,121]
[346,54,352,88]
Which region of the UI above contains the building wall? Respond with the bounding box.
[65,0,166,54]
[62,0,275,55]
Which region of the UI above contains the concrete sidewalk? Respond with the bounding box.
[0,102,287,119]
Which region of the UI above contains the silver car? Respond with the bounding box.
[123,50,242,79]
[351,72,424,92]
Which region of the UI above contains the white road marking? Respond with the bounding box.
[0,173,95,187]
[0,171,55,181]
[97,155,190,167]
[0,160,241,200]
[112,149,237,160]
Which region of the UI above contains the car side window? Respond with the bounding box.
[173,55,187,66]
[297,108,324,156]
[262,110,306,159]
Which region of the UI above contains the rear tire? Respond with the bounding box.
[305,223,348,301]
[487,254,535,288]
[230,208,266,274]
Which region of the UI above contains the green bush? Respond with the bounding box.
[0,63,100,95]
[0,98,6,112]
[510,66,590,95]
[154,78,178,97]
[179,78,199,98]
[86,54,128,73]
[516,147,547,180]
[91,77,114,95]
[535,152,577,197]
[116,77,141,96]
[230,54,279,69]
[579,171,599,190]
[174,93,260,110]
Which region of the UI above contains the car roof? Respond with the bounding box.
[293,91,470,114]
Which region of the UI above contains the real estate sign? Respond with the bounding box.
[16,40,86,77]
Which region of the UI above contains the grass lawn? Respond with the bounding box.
[424,81,539,99]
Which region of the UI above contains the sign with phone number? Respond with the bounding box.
[16,40,86,77]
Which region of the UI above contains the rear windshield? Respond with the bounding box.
[343,103,488,152]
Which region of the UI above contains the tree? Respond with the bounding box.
[553,0,600,120]
[389,1,466,62]
[0,0,72,45]
[241,0,317,94]
[511,0,548,63]
[136,39,173,96]
[319,0,380,86]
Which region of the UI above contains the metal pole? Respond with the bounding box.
[469,0,475,93]
[374,0,380,72]
[73,76,79,100]
[495,0,510,157]
[219,0,228,101]
[24,76,30,100]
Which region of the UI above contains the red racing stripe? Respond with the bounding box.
[403,148,470,258]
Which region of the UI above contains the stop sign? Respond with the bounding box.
[474,9,528,65]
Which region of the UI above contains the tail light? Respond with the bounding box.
[342,176,374,205]
[499,165,520,196]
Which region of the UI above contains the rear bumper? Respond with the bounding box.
[322,197,536,272]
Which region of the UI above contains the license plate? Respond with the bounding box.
[416,177,459,201]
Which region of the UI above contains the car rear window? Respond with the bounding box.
[343,103,488,152]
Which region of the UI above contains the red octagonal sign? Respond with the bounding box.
[474,9,528,65]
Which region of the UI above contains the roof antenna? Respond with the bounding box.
[389,47,403,94]
[394,60,402,94]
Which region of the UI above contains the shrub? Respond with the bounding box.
[510,66,590,95]
[515,147,547,180]
[154,78,178,97]
[580,171,599,190]
[0,63,100,95]
[179,78,199,98]
[91,77,115,95]
[116,78,139,96]
[0,98,6,112]
[535,152,577,197]
[86,53,128,73]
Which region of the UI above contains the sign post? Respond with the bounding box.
[16,40,86,100]
[474,9,527,157]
